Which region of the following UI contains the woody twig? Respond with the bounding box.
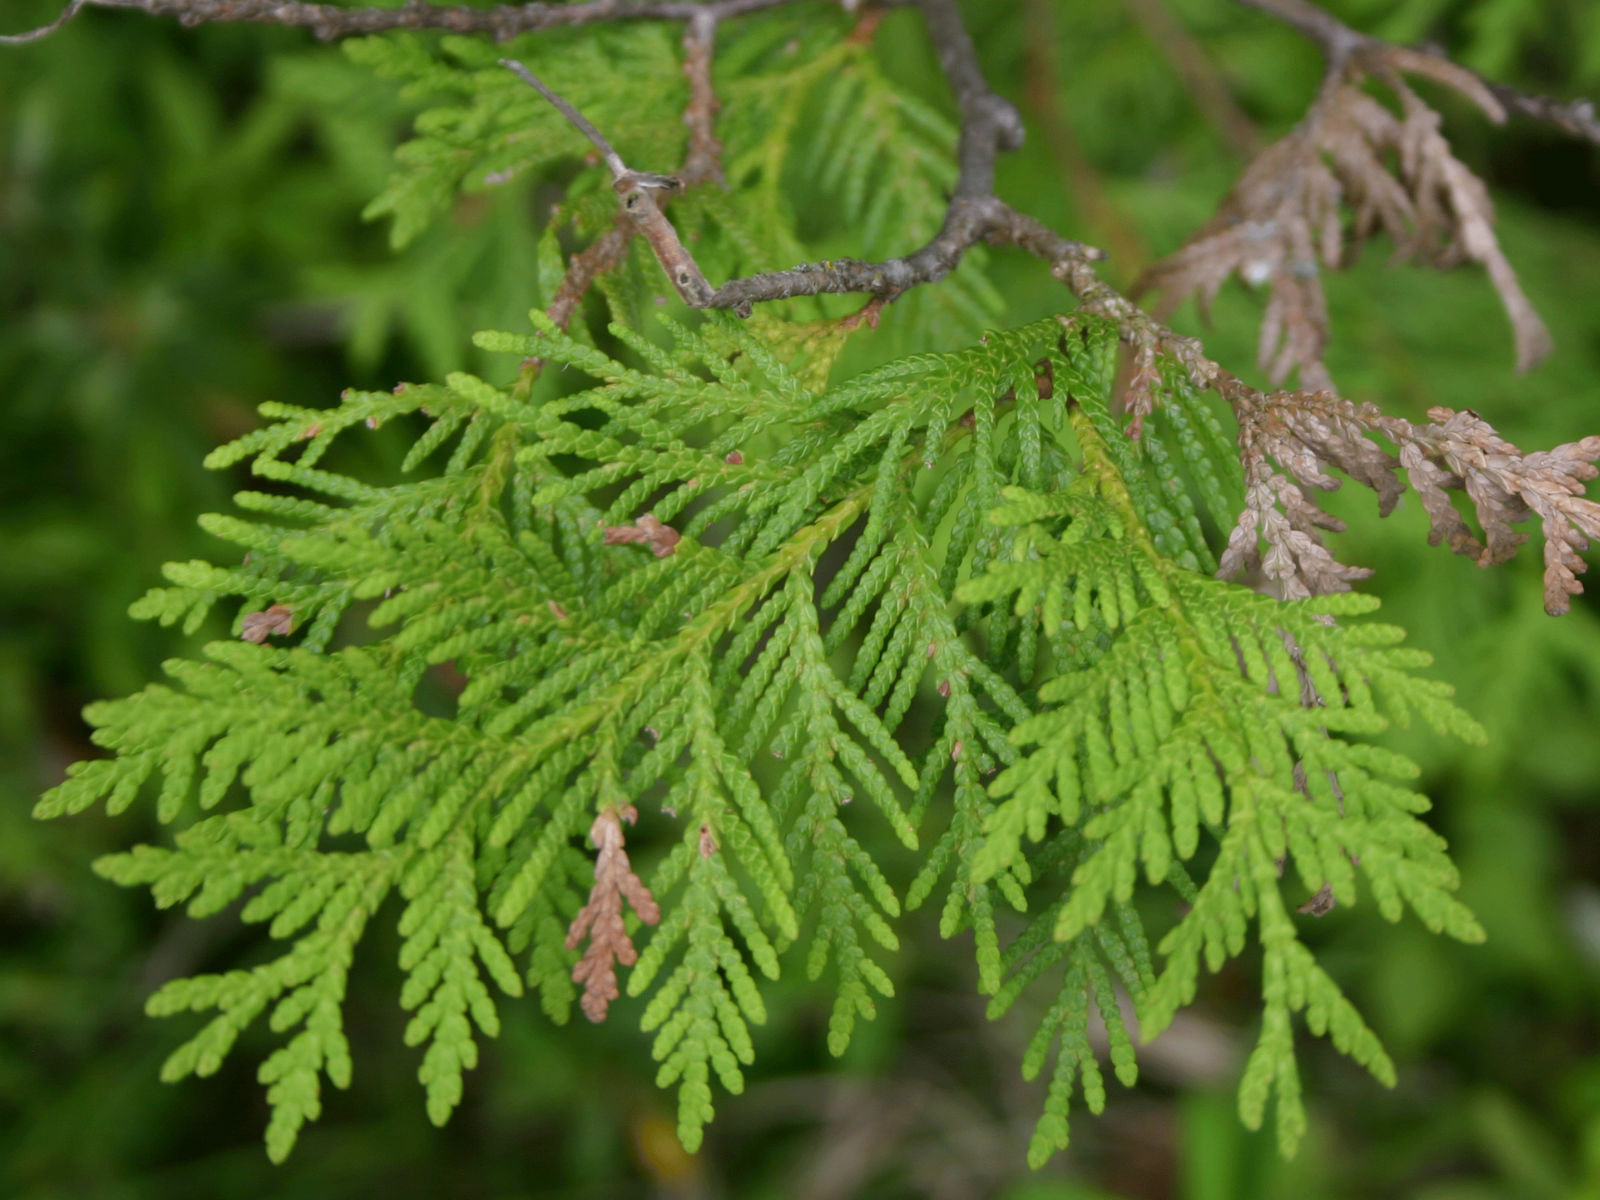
[1,0,798,43]
[12,0,1600,611]
[1237,0,1600,146]
[505,0,1105,321]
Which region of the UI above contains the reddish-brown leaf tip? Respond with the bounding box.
[240,604,294,644]
[566,807,661,1023]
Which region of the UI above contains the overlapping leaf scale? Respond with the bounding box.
[628,838,771,1155]
[397,825,524,1127]
[351,26,688,249]
[960,399,1486,1159]
[745,573,917,1056]
[37,255,1496,1171]
[130,378,515,647]
[116,839,398,1163]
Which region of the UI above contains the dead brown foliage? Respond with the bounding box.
[566,805,661,1023]
[1217,378,1600,613]
[1136,45,1552,393]
[602,513,682,558]
[240,604,294,643]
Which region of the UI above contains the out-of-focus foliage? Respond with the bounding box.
[2,0,1599,1196]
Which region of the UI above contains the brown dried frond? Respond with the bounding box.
[602,513,682,558]
[1218,376,1600,613]
[1297,882,1337,916]
[240,603,294,644]
[1216,378,1382,599]
[1394,408,1600,613]
[567,805,661,1023]
[1135,46,1551,390]
[1218,462,1375,602]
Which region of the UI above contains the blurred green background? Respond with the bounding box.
[4,0,1600,1196]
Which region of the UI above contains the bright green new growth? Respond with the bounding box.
[39,306,1485,1163]
[962,396,1486,1162]
[35,12,1489,1169]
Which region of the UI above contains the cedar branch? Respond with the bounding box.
[11,0,1600,609]
[506,0,1106,316]
[1238,0,1600,146]
[2,0,800,43]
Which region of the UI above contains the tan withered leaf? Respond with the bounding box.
[1219,378,1600,612]
[602,513,681,558]
[1218,378,1384,599]
[1297,883,1338,917]
[1136,45,1551,391]
[239,604,294,644]
[1402,408,1600,613]
[566,805,661,1023]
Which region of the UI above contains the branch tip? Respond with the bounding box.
[0,0,86,43]
[500,58,627,180]
[567,805,660,1023]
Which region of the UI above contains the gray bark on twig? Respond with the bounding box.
[11,0,1600,610]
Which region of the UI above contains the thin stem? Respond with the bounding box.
[501,60,627,179]
[503,60,713,308]
[1239,0,1599,145]
[1022,0,1148,282]
[679,9,724,187]
[1484,81,1600,147]
[2,0,803,43]
[0,0,85,42]
[1122,0,1258,158]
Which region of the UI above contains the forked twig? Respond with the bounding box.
[10,0,1600,610]
[1239,0,1600,146]
[502,60,713,308]
[500,58,629,179]
[505,0,1104,319]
